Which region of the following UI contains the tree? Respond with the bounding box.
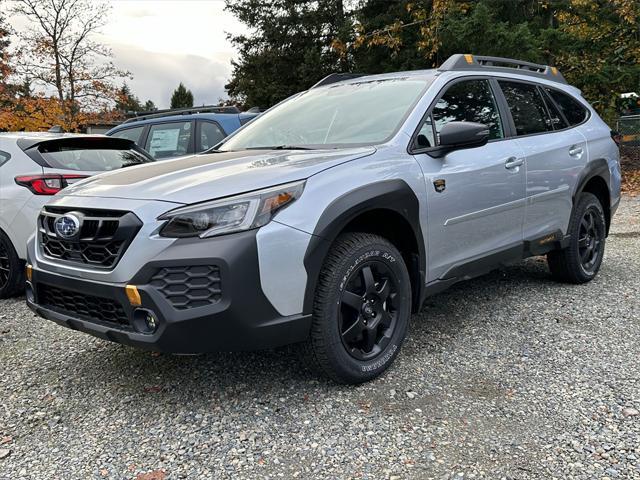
[142,99,157,112]
[350,0,640,122]
[115,83,142,113]
[224,0,353,108]
[170,82,194,109]
[0,4,13,107]
[11,0,128,123]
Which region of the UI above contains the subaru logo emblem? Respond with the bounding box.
[54,215,80,239]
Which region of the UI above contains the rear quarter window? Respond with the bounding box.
[110,125,146,144]
[545,88,589,126]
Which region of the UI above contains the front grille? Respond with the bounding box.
[38,284,129,327]
[150,265,222,309]
[38,207,142,269]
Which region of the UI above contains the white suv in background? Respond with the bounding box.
[0,133,154,297]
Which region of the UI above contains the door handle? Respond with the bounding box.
[569,145,583,157]
[504,157,524,169]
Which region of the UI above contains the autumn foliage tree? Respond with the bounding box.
[4,0,128,130]
[226,0,640,122]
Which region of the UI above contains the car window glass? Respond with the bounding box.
[545,88,588,126]
[414,116,435,149]
[432,79,503,142]
[220,77,433,150]
[110,126,145,144]
[145,122,192,159]
[39,147,153,171]
[0,150,10,167]
[541,89,568,130]
[198,122,226,151]
[499,81,553,135]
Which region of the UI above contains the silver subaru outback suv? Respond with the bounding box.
[26,55,621,384]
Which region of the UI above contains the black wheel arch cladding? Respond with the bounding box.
[302,179,426,315]
[572,158,613,234]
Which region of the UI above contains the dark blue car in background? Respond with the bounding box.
[106,106,259,159]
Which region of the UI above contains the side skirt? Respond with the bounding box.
[421,231,569,301]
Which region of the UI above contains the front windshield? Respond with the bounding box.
[220,77,432,151]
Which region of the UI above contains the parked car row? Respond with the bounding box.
[3,54,622,383]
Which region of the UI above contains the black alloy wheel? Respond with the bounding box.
[547,192,606,284]
[339,261,399,360]
[306,232,411,384]
[577,207,605,274]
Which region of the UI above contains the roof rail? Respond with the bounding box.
[122,105,241,124]
[311,73,366,89]
[438,54,567,84]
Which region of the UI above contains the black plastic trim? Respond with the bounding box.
[28,229,312,352]
[303,180,426,314]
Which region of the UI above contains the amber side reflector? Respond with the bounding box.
[551,66,558,75]
[125,285,142,306]
[25,264,33,282]
[464,54,474,64]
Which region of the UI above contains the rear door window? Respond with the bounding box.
[110,125,146,144]
[197,121,226,151]
[145,121,193,159]
[545,88,589,126]
[499,81,553,136]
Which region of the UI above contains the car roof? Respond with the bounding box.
[110,112,245,129]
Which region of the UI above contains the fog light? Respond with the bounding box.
[145,313,157,330]
[26,264,33,281]
[132,308,158,334]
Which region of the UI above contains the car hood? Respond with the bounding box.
[61,147,375,204]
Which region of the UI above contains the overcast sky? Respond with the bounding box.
[10,0,247,108]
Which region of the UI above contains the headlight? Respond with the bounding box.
[158,181,305,238]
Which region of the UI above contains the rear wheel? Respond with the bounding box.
[547,192,606,284]
[0,231,24,298]
[307,233,411,384]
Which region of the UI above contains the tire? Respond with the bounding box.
[547,192,606,284]
[0,230,25,299]
[306,233,411,384]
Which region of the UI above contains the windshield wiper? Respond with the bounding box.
[244,145,315,151]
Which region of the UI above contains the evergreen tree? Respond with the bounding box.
[142,99,157,111]
[115,83,142,112]
[170,83,194,109]
[224,0,352,108]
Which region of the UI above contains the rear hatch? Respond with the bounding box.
[16,136,154,194]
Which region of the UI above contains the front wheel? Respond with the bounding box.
[307,233,411,384]
[547,192,606,284]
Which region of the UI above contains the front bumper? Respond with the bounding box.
[26,230,311,353]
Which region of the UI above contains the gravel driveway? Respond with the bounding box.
[1,197,638,480]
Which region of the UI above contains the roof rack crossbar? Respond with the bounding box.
[311,73,366,89]
[438,54,567,84]
[123,105,241,124]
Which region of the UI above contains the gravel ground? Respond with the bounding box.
[0,197,638,480]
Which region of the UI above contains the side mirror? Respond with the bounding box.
[428,121,490,158]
